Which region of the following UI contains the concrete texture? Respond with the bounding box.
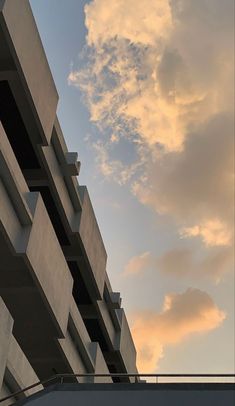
[92,344,113,383]
[96,300,117,349]
[6,336,42,397]
[0,123,32,226]
[0,299,41,405]
[24,192,73,337]
[68,299,95,371]
[77,186,107,298]
[0,298,13,387]
[116,311,137,374]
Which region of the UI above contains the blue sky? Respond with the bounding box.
[30,0,234,374]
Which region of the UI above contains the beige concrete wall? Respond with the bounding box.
[0,298,13,388]
[96,300,117,349]
[69,299,95,371]
[0,123,32,226]
[0,177,73,338]
[6,335,43,396]
[0,382,14,406]
[40,145,75,224]
[24,192,73,337]
[39,144,107,300]
[92,344,112,383]
[77,186,107,298]
[57,333,88,381]
[116,311,137,374]
[0,311,42,404]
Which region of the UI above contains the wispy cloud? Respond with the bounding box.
[130,288,226,372]
[123,251,152,275]
[124,246,233,284]
[157,246,234,284]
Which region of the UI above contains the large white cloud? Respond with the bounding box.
[130,288,226,372]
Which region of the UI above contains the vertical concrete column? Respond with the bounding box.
[0,297,13,388]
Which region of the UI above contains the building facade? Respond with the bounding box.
[0,0,137,403]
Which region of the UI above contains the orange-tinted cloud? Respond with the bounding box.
[84,0,172,47]
[130,288,226,372]
[69,0,234,249]
[124,251,152,275]
[132,113,234,247]
[157,246,234,283]
[180,219,232,247]
[124,245,233,283]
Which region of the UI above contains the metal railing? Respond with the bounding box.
[0,373,234,404]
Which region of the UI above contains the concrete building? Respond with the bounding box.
[0,0,137,403]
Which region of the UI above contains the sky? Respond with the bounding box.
[30,0,234,375]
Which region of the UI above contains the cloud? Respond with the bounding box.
[84,0,172,46]
[123,251,152,275]
[70,0,234,149]
[69,0,234,249]
[91,139,143,185]
[124,245,234,283]
[132,113,234,246]
[180,219,232,247]
[157,246,234,283]
[68,0,233,372]
[130,288,226,372]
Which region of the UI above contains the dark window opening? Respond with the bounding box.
[67,261,93,305]
[84,318,109,352]
[29,185,70,246]
[0,81,40,169]
[103,285,110,303]
[108,364,121,383]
